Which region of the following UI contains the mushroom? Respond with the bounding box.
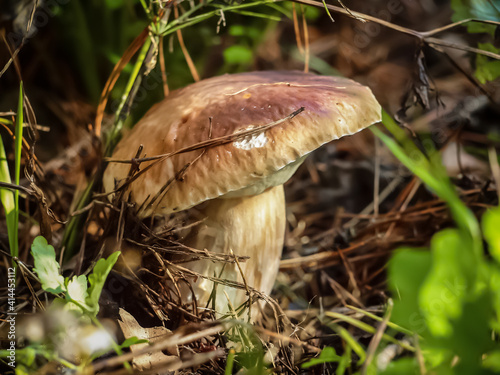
[103,71,381,318]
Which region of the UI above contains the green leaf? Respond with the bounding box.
[422,347,455,373]
[419,229,469,337]
[86,252,120,315]
[120,336,148,349]
[301,347,342,369]
[490,268,500,333]
[475,43,500,83]
[31,236,65,294]
[483,350,500,371]
[66,274,90,312]
[336,344,351,375]
[388,248,432,334]
[16,347,37,367]
[449,292,493,373]
[335,326,366,365]
[223,45,253,65]
[483,206,500,264]
[379,357,420,375]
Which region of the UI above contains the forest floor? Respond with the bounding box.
[1,0,499,374]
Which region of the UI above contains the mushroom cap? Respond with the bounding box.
[103,71,381,216]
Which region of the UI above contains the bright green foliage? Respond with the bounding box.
[418,229,469,337]
[31,236,66,294]
[86,252,121,315]
[18,237,129,372]
[483,350,500,372]
[374,112,500,374]
[379,358,421,375]
[119,336,148,349]
[301,347,342,369]
[388,249,431,334]
[31,235,120,317]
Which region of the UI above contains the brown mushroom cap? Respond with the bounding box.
[103,71,381,216]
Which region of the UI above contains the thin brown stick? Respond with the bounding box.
[92,324,224,371]
[292,3,304,54]
[174,5,200,82]
[0,0,39,79]
[253,326,322,353]
[301,5,310,73]
[159,36,170,97]
[426,36,500,60]
[291,0,500,60]
[361,299,393,375]
[337,0,365,22]
[230,248,252,320]
[420,18,500,37]
[95,28,149,137]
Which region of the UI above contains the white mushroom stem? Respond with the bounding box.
[181,185,285,318]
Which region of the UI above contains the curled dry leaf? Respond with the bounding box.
[118,308,176,371]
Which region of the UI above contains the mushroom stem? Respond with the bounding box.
[181,185,286,318]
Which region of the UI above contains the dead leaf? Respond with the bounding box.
[118,308,177,371]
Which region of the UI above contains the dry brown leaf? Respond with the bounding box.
[118,309,177,371]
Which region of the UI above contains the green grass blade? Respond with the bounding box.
[229,10,281,21]
[334,326,366,366]
[372,113,482,258]
[345,304,416,337]
[0,134,16,260]
[105,36,153,153]
[0,82,22,265]
[12,82,23,260]
[325,311,415,352]
[225,349,235,375]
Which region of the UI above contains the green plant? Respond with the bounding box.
[220,321,268,374]
[370,112,500,374]
[298,110,499,373]
[30,236,119,317]
[0,236,146,373]
[302,347,342,369]
[0,82,23,265]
